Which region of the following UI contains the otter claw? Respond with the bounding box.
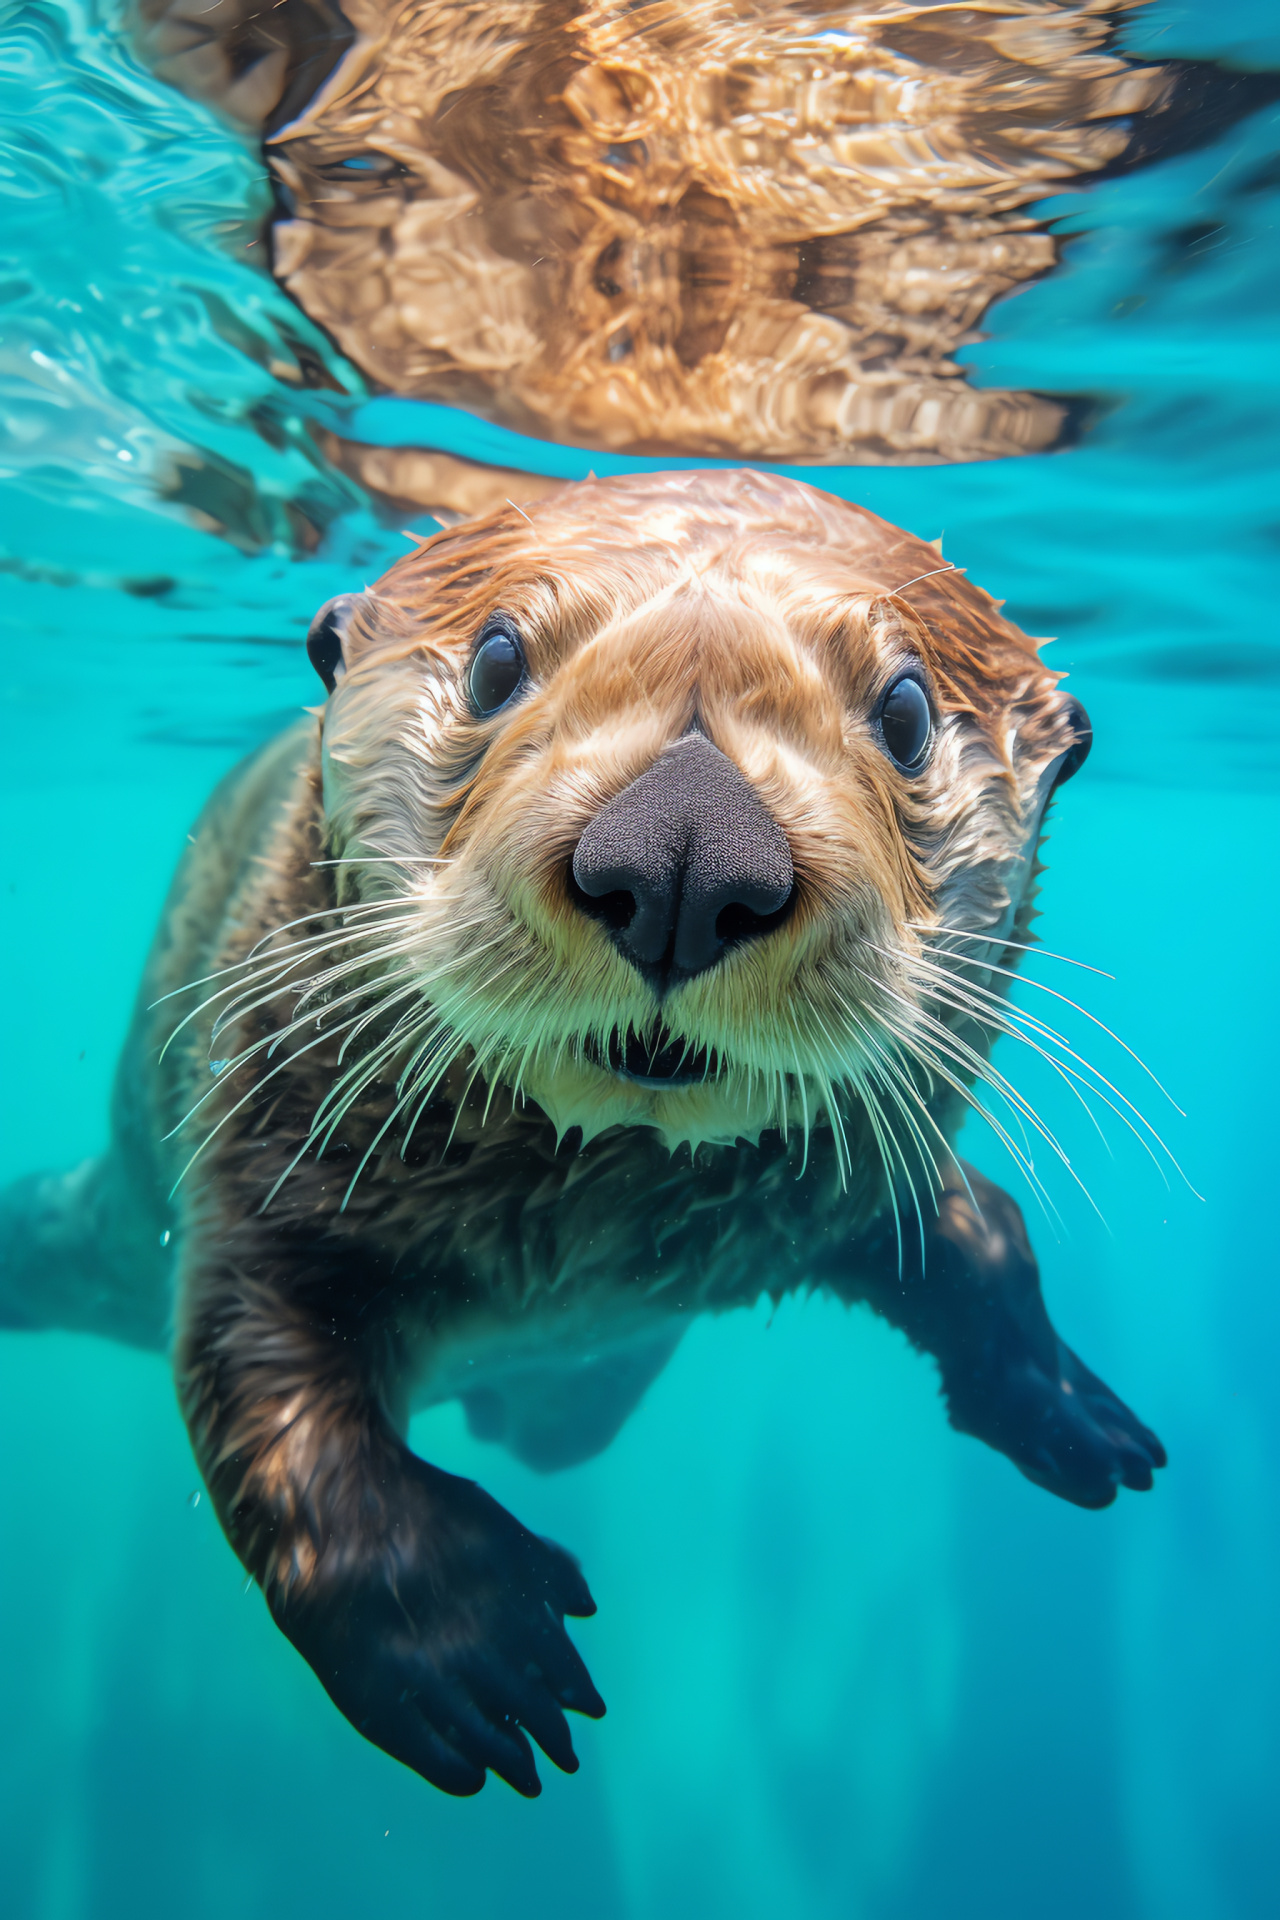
[275,1462,604,1794]
[951,1338,1167,1510]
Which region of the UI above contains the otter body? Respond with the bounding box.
[1,471,1164,1796]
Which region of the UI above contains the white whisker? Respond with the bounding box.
[907,920,1114,979]
[907,938,1181,1111]
[887,945,1197,1194]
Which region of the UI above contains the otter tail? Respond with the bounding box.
[0,1156,169,1352]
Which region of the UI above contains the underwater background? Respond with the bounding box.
[1,1,1278,1914]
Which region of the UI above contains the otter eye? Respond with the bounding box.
[877,672,933,771]
[305,594,356,694]
[468,623,526,715]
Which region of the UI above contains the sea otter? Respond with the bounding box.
[0,470,1165,1795]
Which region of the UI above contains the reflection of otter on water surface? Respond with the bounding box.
[134,0,1279,506]
[0,472,1166,1795]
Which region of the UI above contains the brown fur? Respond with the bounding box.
[0,471,1164,1797]
[149,471,1078,1603]
[306,469,1072,1152]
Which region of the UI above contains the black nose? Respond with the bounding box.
[571,732,794,986]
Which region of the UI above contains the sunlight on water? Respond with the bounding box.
[1,3,1278,1916]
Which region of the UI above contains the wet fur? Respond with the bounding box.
[0,471,1164,1796]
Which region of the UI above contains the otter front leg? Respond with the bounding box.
[847,1165,1167,1509]
[175,1230,604,1795]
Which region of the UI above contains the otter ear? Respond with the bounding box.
[1051,695,1093,789]
[306,594,359,693]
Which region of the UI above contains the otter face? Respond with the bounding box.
[315,470,1085,1163]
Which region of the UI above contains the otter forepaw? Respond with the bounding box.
[951,1339,1167,1510]
[272,1459,604,1796]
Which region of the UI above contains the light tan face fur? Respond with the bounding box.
[318,470,1078,1158]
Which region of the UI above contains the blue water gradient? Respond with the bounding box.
[1,4,1278,1916]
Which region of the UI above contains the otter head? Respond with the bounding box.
[309,470,1087,1165]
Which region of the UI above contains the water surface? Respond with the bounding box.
[1,4,1278,1915]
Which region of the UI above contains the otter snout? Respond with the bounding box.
[571,732,794,986]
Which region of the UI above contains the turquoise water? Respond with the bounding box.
[2,3,1279,1915]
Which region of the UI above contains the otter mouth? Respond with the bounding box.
[590,1027,716,1088]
